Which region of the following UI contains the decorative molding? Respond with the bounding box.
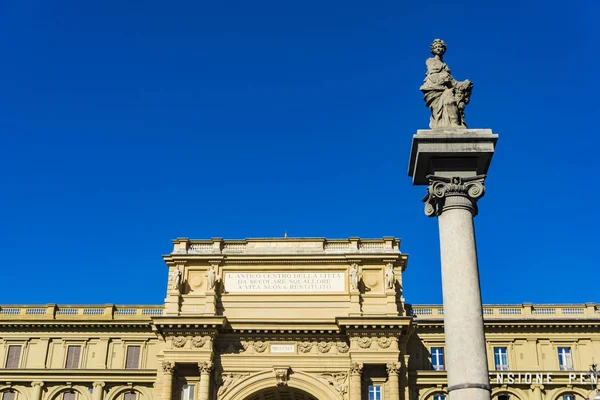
[274,367,290,386]
[336,341,350,353]
[191,336,207,348]
[199,361,213,373]
[318,372,348,398]
[317,341,332,353]
[161,361,175,374]
[349,362,363,375]
[377,337,393,349]
[357,337,372,349]
[253,341,267,353]
[217,372,250,398]
[172,336,187,348]
[423,175,486,217]
[298,341,313,353]
[386,362,401,375]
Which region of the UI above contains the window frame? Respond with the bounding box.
[557,347,573,371]
[65,345,83,369]
[62,392,77,400]
[2,391,17,400]
[181,385,195,400]
[124,345,142,369]
[367,385,383,400]
[431,347,445,371]
[433,394,446,400]
[563,395,575,400]
[493,347,509,371]
[4,345,23,369]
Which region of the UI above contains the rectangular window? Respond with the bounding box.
[494,347,509,371]
[65,346,81,369]
[368,385,382,400]
[181,385,194,400]
[63,392,76,400]
[431,347,444,371]
[5,346,22,369]
[558,347,573,371]
[3,392,16,400]
[123,393,136,400]
[125,346,141,369]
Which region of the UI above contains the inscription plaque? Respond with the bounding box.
[224,272,345,293]
[270,344,295,353]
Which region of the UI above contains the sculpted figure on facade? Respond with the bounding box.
[420,39,473,129]
[207,264,220,291]
[171,267,182,291]
[217,372,250,397]
[349,264,359,291]
[274,367,290,386]
[384,263,395,290]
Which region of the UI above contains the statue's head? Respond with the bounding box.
[430,39,447,56]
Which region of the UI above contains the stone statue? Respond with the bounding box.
[171,267,182,291]
[207,265,219,291]
[349,264,359,291]
[384,263,395,290]
[420,39,473,129]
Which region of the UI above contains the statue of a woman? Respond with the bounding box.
[349,264,359,291]
[420,39,473,129]
[171,267,182,291]
[384,263,395,290]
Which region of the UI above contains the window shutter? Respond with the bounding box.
[124,392,136,400]
[5,346,22,368]
[62,392,76,400]
[125,346,141,369]
[65,346,81,369]
[3,392,16,400]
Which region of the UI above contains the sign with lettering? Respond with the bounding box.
[224,272,345,293]
[270,344,295,353]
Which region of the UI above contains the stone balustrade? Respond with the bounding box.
[409,303,598,319]
[0,304,164,320]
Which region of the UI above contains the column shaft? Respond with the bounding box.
[198,361,213,400]
[438,206,489,400]
[161,362,174,400]
[92,382,105,400]
[349,363,363,400]
[32,382,44,400]
[388,372,400,399]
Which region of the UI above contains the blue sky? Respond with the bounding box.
[0,1,596,306]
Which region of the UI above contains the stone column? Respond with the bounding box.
[198,361,213,400]
[349,362,363,400]
[31,382,44,400]
[387,362,401,400]
[92,382,105,400]
[531,384,544,400]
[161,361,175,400]
[424,175,490,400]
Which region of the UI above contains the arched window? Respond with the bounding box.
[563,394,575,400]
[63,391,77,400]
[433,394,446,400]
[497,394,510,400]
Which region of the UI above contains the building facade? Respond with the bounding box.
[1,238,599,400]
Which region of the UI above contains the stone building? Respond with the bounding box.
[1,238,598,400]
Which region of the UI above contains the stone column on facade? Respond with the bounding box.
[402,354,411,400]
[387,362,401,400]
[408,130,498,400]
[161,361,175,400]
[350,362,363,400]
[198,361,213,400]
[531,384,544,400]
[92,382,105,400]
[31,382,44,400]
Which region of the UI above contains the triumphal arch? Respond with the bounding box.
[157,237,412,400]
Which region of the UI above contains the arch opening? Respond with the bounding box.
[242,387,318,400]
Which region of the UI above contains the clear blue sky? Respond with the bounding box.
[0,1,596,306]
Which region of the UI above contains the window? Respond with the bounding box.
[181,385,194,400]
[498,395,510,400]
[431,347,444,371]
[5,346,22,368]
[368,385,382,400]
[563,395,575,400]
[2,392,16,400]
[123,393,136,400]
[63,392,76,400]
[433,395,446,400]
[494,347,509,371]
[558,347,573,371]
[65,346,81,369]
[125,346,141,369]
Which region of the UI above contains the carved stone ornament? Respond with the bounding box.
[274,367,290,387]
[317,341,332,353]
[298,341,313,353]
[386,362,402,375]
[377,337,393,349]
[162,361,175,374]
[319,373,348,398]
[357,337,372,349]
[349,362,363,375]
[200,361,213,373]
[423,175,486,217]
[172,336,187,348]
[420,39,474,129]
[336,341,350,353]
[191,336,207,348]
[253,341,267,353]
[218,372,251,397]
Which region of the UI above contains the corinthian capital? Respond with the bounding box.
[386,362,401,375]
[200,361,214,373]
[162,361,175,374]
[423,175,486,217]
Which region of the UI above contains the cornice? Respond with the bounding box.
[0,369,157,382]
